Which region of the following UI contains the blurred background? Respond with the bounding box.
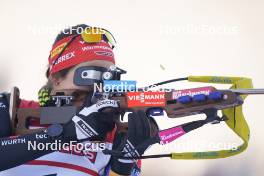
[0,0,264,175]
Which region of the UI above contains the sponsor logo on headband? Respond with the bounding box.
[53,51,75,65]
[49,36,115,74]
[50,42,68,59]
[82,45,113,52]
[95,51,113,57]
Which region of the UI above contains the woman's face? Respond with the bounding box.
[50,60,114,106]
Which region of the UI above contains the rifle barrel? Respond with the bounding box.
[228,89,264,95]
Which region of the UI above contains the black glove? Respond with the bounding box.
[63,99,119,141]
[110,110,159,175]
[0,93,12,137]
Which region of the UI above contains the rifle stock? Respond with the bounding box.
[11,86,248,135]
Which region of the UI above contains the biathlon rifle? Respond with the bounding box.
[9,75,264,160]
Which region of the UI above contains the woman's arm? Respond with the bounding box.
[0,93,12,137]
[0,97,119,171]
